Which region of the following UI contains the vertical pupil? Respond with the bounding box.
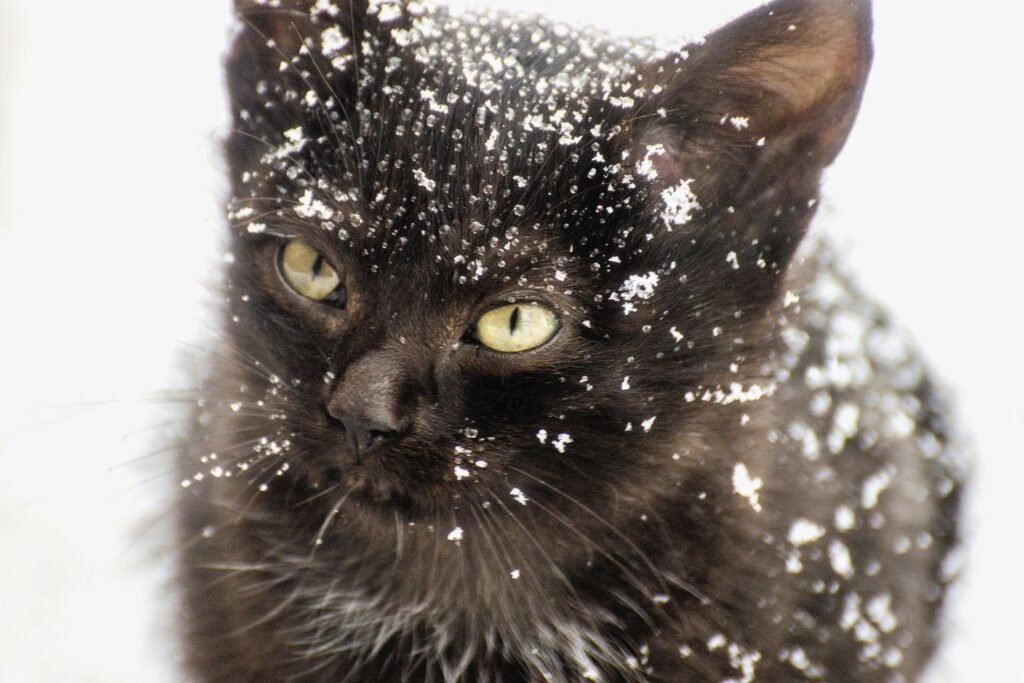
[311,254,324,278]
[509,306,521,335]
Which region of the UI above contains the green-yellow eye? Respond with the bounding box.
[279,240,344,302]
[474,303,560,353]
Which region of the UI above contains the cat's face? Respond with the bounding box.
[210,0,870,548]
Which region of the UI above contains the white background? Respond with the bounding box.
[1,0,1021,680]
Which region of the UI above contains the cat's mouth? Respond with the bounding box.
[343,469,392,500]
[303,435,468,519]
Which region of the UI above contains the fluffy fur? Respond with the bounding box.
[178,1,963,680]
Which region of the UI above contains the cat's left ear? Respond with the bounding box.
[231,0,375,56]
[233,0,316,57]
[226,1,377,176]
[636,0,872,214]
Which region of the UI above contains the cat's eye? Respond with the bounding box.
[474,303,560,353]
[278,240,345,304]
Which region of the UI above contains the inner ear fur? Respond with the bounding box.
[698,0,873,166]
[618,0,872,304]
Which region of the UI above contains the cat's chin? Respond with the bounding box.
[335,464,423,515]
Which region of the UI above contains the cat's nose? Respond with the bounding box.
[328,410,401,455]
[326,351,408,457]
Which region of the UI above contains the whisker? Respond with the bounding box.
[309,491,352,558]
[506,464,680,604]
[505,489,659,627]
[182,334,299,396]
[288,23,362,190]
[484,492,581,602]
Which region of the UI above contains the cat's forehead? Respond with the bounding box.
[225,0,710,316]
[231,3,678,239]
[373,6,667,103]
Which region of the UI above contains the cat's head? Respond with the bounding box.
[212,0,870,542]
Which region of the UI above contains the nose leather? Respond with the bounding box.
[326,351,407,457]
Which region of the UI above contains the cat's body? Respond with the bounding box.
[178,1,963,680]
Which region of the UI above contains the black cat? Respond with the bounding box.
[178,0,963,680]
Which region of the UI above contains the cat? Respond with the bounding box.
[177,0,964,680]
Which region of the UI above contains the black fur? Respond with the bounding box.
[178,1,963,680]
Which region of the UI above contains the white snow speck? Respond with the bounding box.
[866,593,898,633]
[828,402,860,454]
[788,421,820,460]
[313,0,340,16]
[788,518,826,547]
[413,168,437,192]
[732,463,763,512]
[635,143,665,181]
[695,382,776,406]
[294,188,334,220]
[484,129,499,151]
[862,465,896,509]
[614,272,660,315]
[447,526,463,542]
[787,647,811,671]
[834,505,856,531]
[536,429,548,444]
[552,433,574,453]
[886,410,916,438]
[369,0,403,23]
[641,416,657,432]
[728,115,750,130]
[829,539,855,579]
[510,488,529,505]
[320,26,350,55]
[785,549,803,574]
[660,179,700,229]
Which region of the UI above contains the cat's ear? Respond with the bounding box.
[234,1,312,58]
[636,0,872,212]
[226,1,373,177]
